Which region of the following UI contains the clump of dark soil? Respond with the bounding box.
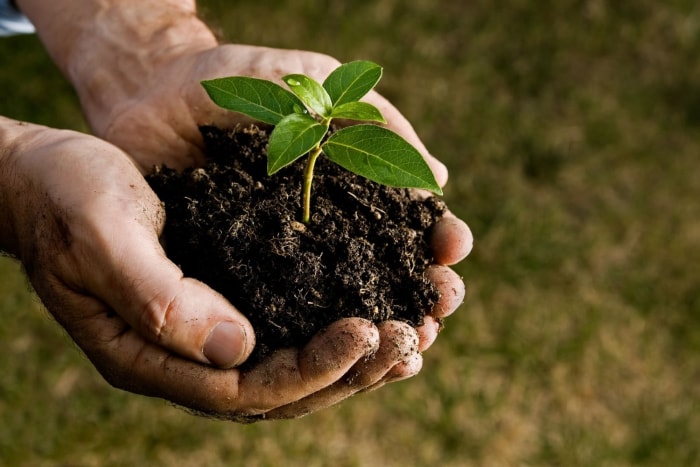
[147,125,447,365]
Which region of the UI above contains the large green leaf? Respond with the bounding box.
[322,125,443,194]
[283,74,333,118]
[267,113,328,174]
[322,61,383,106]
[201,77,302,125]
[330,101,386,123]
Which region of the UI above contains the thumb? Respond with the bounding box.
[7,125,254,369]
[80,214,255,368]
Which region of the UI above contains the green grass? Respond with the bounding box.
[2,0,700,465]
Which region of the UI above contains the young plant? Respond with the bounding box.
[201,60,442,224]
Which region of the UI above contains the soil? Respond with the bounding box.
[146,125,447,366]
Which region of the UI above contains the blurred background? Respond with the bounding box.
[1,0,699,465]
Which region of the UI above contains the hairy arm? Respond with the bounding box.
[17,0,215,131]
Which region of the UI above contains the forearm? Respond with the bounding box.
[15,0,218,134]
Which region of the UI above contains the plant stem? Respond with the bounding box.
[302,145,323,224]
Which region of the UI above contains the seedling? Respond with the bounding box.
[201,60,442,223]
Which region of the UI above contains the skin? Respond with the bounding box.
[4,0,474,420]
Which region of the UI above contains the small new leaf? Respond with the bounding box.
[283,74,333,118]
[330,101,386,123]
[323,125,443,195]
[323,61,383,106]
[201,77,302,125]
[267,113,328,174]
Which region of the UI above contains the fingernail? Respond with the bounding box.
[203,321,247,368]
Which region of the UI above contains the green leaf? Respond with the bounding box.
[323,125,443,195]
[323,61,383,106]
[201,77,302,125]
[283,74,333,118]
[330,101,386,123]
[267,113,328,174]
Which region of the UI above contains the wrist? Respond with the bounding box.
[0,116,35,255]
[16,0,218,134]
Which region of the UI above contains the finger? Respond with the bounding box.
[383,352,424,383]
[430,215,474,265]
[332,320,419,388]
[341,339,423,396]
[234,318,379,414]
[425,265,465,319]
[95,236,254,368]
[98,327,248,418]
[416,315,441,352]
[356,352,425,397]
[49,282,382,421]
[37,280,251,419]
[67,185,255,368]
[261,320,420,420]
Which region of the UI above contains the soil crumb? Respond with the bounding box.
[147,125,446,365]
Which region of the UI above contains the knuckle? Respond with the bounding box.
[139,289,180,341]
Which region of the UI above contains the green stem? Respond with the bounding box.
[302,145,323,224]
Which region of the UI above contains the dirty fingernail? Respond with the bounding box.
[203,321,247,368]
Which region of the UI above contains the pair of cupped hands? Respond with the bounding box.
[4,44,472,421]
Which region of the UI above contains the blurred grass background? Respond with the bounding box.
[1,0,699,465]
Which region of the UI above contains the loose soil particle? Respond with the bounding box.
[147,125,447,366]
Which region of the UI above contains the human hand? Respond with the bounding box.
[19,0,473,279]
[16,0,473,410]
[86,41,473,375]
[0,118,440,420]
[101,42,471,341]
